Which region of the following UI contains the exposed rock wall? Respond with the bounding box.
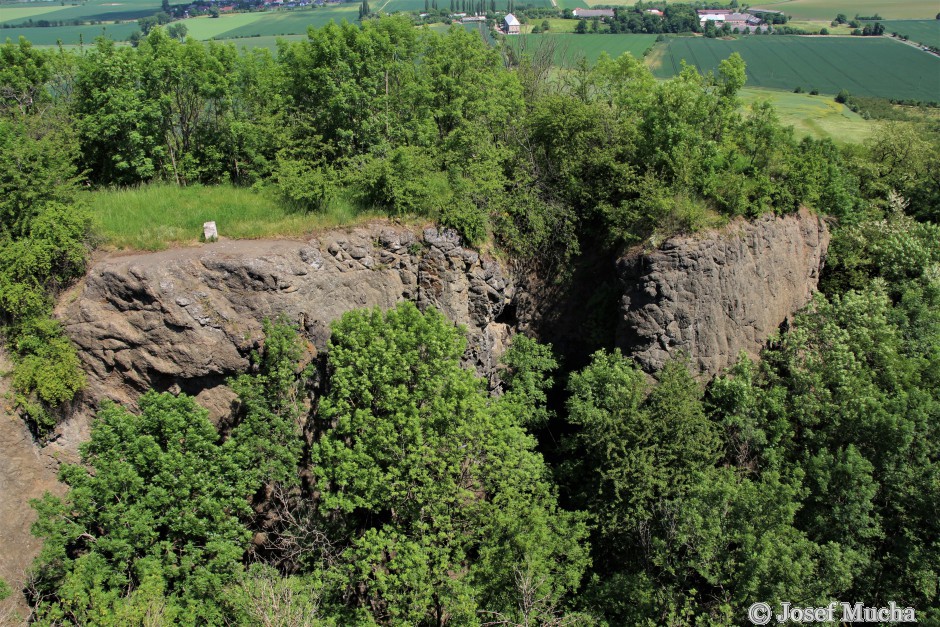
[61,225,516,414]
[616,208,829,376]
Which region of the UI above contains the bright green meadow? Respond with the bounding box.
[740,87,877,142]
[651,35,940,102]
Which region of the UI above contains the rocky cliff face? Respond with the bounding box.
[616,208,829,375]
[61,224,516,418]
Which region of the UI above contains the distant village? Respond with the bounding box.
[494,6,779,36]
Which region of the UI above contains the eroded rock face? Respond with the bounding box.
[61,224,516,413]
[616,208,830,376]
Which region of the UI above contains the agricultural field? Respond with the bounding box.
[740,87,877,142]
[0,0,160,24]
[555,0,588,8]
[509,33,658,67]
[210,5,359,38]
[749,0,939,20]
[376,0,427,12]
[216,33,306,50]
[881,20,940,47]
[0,4,67,24]
[650,35,940,102]
[179,13,269,40]
[0,21,136,44]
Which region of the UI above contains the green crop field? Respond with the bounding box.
[217,6,359,38]
[651,36,940,102]
[509,33,658,67]
[749,0,939,20]
[0,4,67,25]
[556,0,589,8]
[1,21,136,44]
[180,13,269,40]
[216,33,306,50]
[0,0,160,24]
[880,20,940,47]
[377,0,430,11]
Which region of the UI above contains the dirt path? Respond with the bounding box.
[0,352,65,625]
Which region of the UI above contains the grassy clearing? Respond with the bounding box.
[87,183,374,251]
[785,20,854,34]
[740,87,877,142]
[542,18,579,33]
[749,0,939,20]
[509,33,658,67]
[651,35,940,102]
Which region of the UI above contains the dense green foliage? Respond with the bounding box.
[31,307,591,624]
[0,38,89,432]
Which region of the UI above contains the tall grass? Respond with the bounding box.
[86,183,372,251]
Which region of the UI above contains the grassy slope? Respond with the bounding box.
[740,87,877,142]
[87,184,373,251]
[749,0,938,20]
[650,35,940,102]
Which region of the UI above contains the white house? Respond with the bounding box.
[503,13,520,34]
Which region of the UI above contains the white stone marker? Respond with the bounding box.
[203,221,218,241]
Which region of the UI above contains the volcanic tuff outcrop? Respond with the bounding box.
[616,208,830,375]
[62,225,516,415]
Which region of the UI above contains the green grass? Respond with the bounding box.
[740,87,878,142]
[785,19,854,34]
[650,36,940,102]
[87,183,373,251]
[749,0,939,20]
[880,20,940,47]
[509,33,658,67]
[0,21,136,44]
[542,17,579,33]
